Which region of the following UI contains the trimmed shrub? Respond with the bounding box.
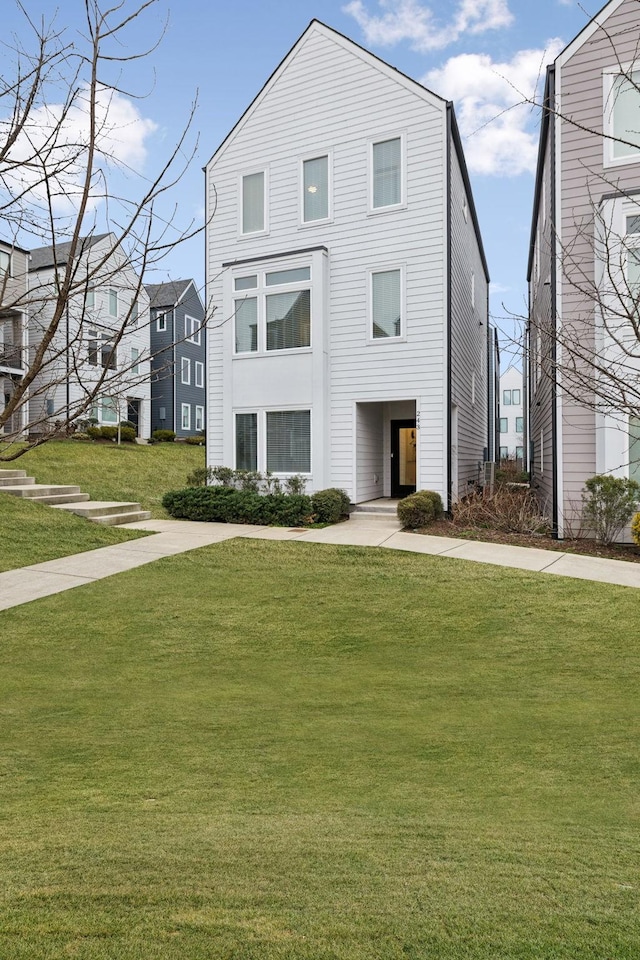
[632,512,640,547]
[582,474,640,544]
[311,488,351,524]
[119,420,136,430]
[397,490,444,528]
[119,426,136,442]
[184,435,205,445]
[86,426,102,440]
[162,486,314,527]
[152,429,176,443]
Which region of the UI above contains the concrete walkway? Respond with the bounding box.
[2,512,640,612]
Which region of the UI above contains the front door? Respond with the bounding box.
[127,398,140,435]
[391,419,417,498]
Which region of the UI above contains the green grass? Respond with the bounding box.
[6,439,205,516]
[0,493,145,573]
[1,539,639,958]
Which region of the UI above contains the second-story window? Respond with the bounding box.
[371,268,402,339]
[303,155,329,222]
[242,171,266,234]
[185,314,201,345]
[0,250,11,276]
[609,69,640,162]
[109,288,118,317]
[233,266,311,354]
[371,137,402,209]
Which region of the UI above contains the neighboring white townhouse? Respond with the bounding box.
[498,365,524,461]
[205,20,491,506]
[0,240,30,438]
[527,0,640,537]
[28,233,151,437]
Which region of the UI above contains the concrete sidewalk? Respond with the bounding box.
[2,512,640,611]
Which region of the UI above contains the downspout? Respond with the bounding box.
[550,68,559,538]
[66,302,70,429]
[446,104,453,512]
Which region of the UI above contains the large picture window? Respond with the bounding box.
[371,268,402,339]
[266,410,311,473]
[610,70,640,161]
[303,155,329,222]
[241,171,265,234]
[371,137,402,209]
[233,265,312,354]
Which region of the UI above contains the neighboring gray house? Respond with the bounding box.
[27,233,151,437]
[0,240,30,437]
[527,0,640,537]
[146,280,206,437]
[499,365,524,461]
[205,20,490,506]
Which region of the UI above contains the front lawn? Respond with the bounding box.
[0,494,145,573]
[5,439,205,517]
[1,540,638,958]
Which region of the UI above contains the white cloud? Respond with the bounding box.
[0,84,158,216]
[425,41,564,176]
[343,0,513,52]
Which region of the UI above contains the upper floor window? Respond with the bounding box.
[302,155,329,223]
[241,170,266,234]
[233,265,311,354]
[109,288,118,317]
[499,417,508,433]
[371,137,402,210]
[85,286,95,310]
[156,312,167,332]
[503,389,512,406]
[371,268,402,340]
[0,250,11,277]
[185,314,201,345]
[516,417,524,433]
[605,66,640,165]
[195,360,204,388]
[181,357,191,385]
[130,300,138,326]
[131,347,140,374]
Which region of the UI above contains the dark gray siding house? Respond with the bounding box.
[145,279,206,438]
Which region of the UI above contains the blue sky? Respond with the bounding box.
[4,0,605,357]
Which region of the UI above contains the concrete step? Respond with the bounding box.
[91,510,152,526]
[0,468,28,480]
[29,492,91,506]
[1,483,82,499]
[0,474,34,486]
[353,501,400,516]
[52,500,145,519]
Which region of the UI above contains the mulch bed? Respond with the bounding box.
[415,519,640,564]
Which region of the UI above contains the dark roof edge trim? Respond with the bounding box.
[447,104,490,283]
[222,245,328,268]
[527,66,554,282]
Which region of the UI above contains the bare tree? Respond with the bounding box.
[0,0,207,460]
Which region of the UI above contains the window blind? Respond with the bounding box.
[266,410,310,472]
[373,138,401,207]
[372,269,401,338]
[236,413,257,470]
[266,290,310,350]
[303,156,328,221]
[242,172,265,233]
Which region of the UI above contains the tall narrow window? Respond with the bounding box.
[611,71,640,160]
[499,418,508,433]
[235,297,258,353]
[195,406,204,432]
[242,171,265,234]
[131,347,140,374]
[372,137,401,208]
[85,287,95,310]
[236,412,257,470]
[181,357,191,385]
[266,410,311,473]
[303,155,328,222]
[371,269,401,339]
[512,389,521,405]
[503,390,512,406]
[185,315,201,345]
[109,288,118,317]
[516,417,524,433]
[130,300,138,326]
[195,361,204,388]
[156,313,167,332]
[181,403,191,431]
[0,250,11,276]
[630,416,640,483]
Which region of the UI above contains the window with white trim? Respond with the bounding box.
[302,155,329,222]
[371,268,402,340]
[266,410,311,473]
[236,412,257,470]
[471,271,475,309]
[195,361,204,388]
[371,137,402,209]
[181,357,191,385]
[630,416,640,483]
[195,405,204,432]
[512,389,521,405]
[516,446,524,460]
[503,390,512,406]
[101,398,118,423]
[499,446,508,459]
[130,300,138,326]
[234,266,311,354]
[156,313,167,332]
[0,250,11,276]
[131,347,140,374]
[85,286,95,310]
[108,288,118,317]
[241,170,266,234]
[181,403,191,431]
[516,416,524,433]
[185,314,201,345]
[499,417,508,433]
[607,68,640,163]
